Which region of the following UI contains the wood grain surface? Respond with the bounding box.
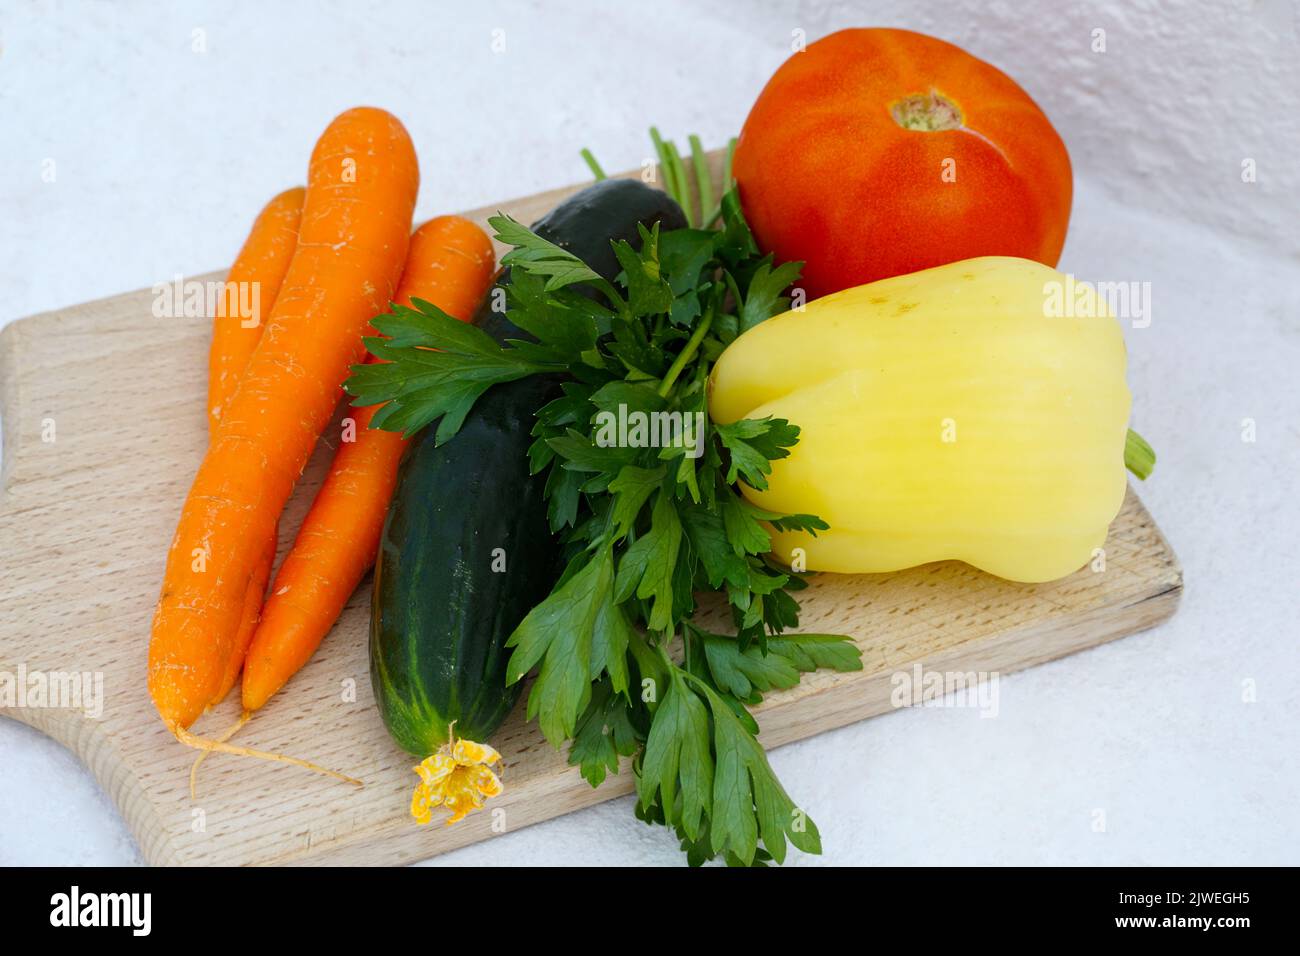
[0,157,1182,866]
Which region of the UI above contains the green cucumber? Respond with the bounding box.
[370,179,687,763]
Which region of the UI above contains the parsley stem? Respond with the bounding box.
[664,139,693,228]
[677,663,719,702]
[722,270,743,313]
[580,148,607,181]
[649,127,680,209]
[701,137,739,227]
[722,136,737,191]
[689,135,713,226]
[657,306,713,397]
[656,643,679,682]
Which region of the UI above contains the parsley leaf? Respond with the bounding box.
[699,629,801,700]
[350,131,863,866]
[714,417,800,490]
[705,687,820,865]
[638,667,713,842]
[613,490,682,633]
[769,633,865,673]
[612,224,674,316]
[607,465,665,540]
[569,678,640,788]
[345,302,558,441]
[736,256,804,333]
[506,546,617,745]
[491,213,608,294]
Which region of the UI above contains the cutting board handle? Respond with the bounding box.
[0,321,26,496]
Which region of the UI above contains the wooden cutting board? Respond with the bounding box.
[0,158,1182,866]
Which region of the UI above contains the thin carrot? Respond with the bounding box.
[206,187,305,703]
[241,216,496,713]
[214,536,276,703]
[208,186,305,432]
[148,107,419,764]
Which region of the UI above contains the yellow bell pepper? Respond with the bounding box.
[708,256,1133,583]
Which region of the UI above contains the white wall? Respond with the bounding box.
[772,0,1300,257]
[3,0,1295,331]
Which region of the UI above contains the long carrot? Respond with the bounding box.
[206,187,305,705]
[241,216,496,713]
[208,186,305,431]
[148,107,418,778]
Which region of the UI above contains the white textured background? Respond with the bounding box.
[2,0,1298,866]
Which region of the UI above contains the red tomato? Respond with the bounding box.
[734,28,1073,299]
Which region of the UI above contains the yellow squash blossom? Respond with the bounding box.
[411,736,503,826]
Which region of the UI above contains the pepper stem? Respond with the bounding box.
[1125,428,1157,480]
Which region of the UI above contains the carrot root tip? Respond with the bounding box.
[187,710,253,799]
[172,723,363,791]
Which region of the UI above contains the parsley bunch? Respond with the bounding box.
[346,141,862,866]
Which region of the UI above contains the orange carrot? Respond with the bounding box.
[241,216,496,713]
[205,187,305,703]
[214,536,276,703]
[148,107,419,761]
[207,186,305,432]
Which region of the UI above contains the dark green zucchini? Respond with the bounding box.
[371,179,687,760]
